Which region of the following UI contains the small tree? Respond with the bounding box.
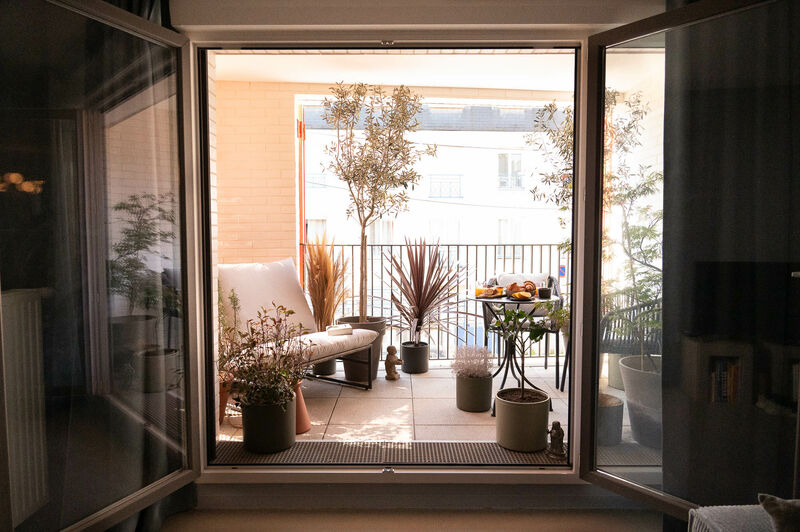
[322,83,436,321]
[109,192,176,314]
[529,91,663,357]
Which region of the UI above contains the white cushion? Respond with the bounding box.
[495,272,550,288]
[302,329,378,364]
[491,272,554,316]
[218,259,317,333]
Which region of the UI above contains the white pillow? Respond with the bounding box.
[218,259,317,333]
[495,272,550,288]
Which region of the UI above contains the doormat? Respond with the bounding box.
[212,440,569,466]
[597,443,661,467]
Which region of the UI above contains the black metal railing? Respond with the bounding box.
[300,243,571,360]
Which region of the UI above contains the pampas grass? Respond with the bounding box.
[305,234,348,332]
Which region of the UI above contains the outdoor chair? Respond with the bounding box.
[598,298,662,390]
[598,298,662,357]
[218,258,378,389]
[481,272,565,386]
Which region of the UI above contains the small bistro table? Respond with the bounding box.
[468,294,561,413]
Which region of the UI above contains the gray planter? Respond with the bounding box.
[456,374,492,412]
[337,316,386,382]
[401,342,429,374]
[495,387,550,452]
[312,358,337,376]
[110,315,157,363]
[133,346,181,393]
[619,355,662,449]
[607,353,625,390]
[242,394,296,453]
[596,393,623,446]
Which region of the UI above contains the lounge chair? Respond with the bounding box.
[218,258,378,389]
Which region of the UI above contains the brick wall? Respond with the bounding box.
[215,79,570,265]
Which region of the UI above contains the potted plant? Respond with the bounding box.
[386,239,463,374]
[304,233,348,376]
[322,82,436,381]
[452,346,494,412]
[108,192,177,391]
[228,303,310,453]
[494,307,551,452]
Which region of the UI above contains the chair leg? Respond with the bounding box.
[544,334,549,370]
[560,342,570,392]
[367,346,373,390]
[554,331,560,389]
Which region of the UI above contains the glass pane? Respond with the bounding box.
[596,0,799,505]
[0,1,186,529]
[212,49,575,464]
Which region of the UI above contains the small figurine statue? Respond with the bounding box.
[385,345,402,380]
[547,420,566,459]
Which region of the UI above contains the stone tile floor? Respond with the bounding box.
[218,358,574,442]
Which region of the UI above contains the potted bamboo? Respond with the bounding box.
[322,83,435,381]
[494,307,551,452]
[452,346,494,412]
[386,239,463,374]
[108,192,178,392]
[304,234,348,376]
[217,286,241,424]
[228,304,310,453]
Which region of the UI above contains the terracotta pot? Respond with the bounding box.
[219,380,230,425]
[295,381,311,434]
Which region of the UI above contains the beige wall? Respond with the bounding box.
[215,78,570,265]
[215,79,299,265]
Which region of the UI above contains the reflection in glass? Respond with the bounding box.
[0,1,185,529]
[597,43,665,486]
[596,0,800,506]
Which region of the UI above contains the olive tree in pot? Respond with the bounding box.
[452,346,494,412]
[386,239,464,374]
[494,307,552,452]
[322,82,436,381]
[228,304,310,453]
[108,192,178,392]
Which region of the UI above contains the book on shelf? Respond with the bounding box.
[710,357,739,403]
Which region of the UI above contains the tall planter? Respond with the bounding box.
[456,374,492,412]
[133,346,180,393]
[218,380,230,425]
[242,394,296,454]
[619,355,662,449]
[495,388,550,452]
[110,315,157,360]
[401,342,429,374]
[337,316,385,381]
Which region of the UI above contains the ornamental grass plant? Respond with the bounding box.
[304,234,348,332]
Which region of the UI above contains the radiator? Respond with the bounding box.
[2,289,48,527]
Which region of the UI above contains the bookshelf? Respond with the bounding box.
[680,336,754,406]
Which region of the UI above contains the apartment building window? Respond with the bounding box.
[429,174,462,198]
[498,152,523,189]
[305,219,327,240]
[307,173,326,188]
